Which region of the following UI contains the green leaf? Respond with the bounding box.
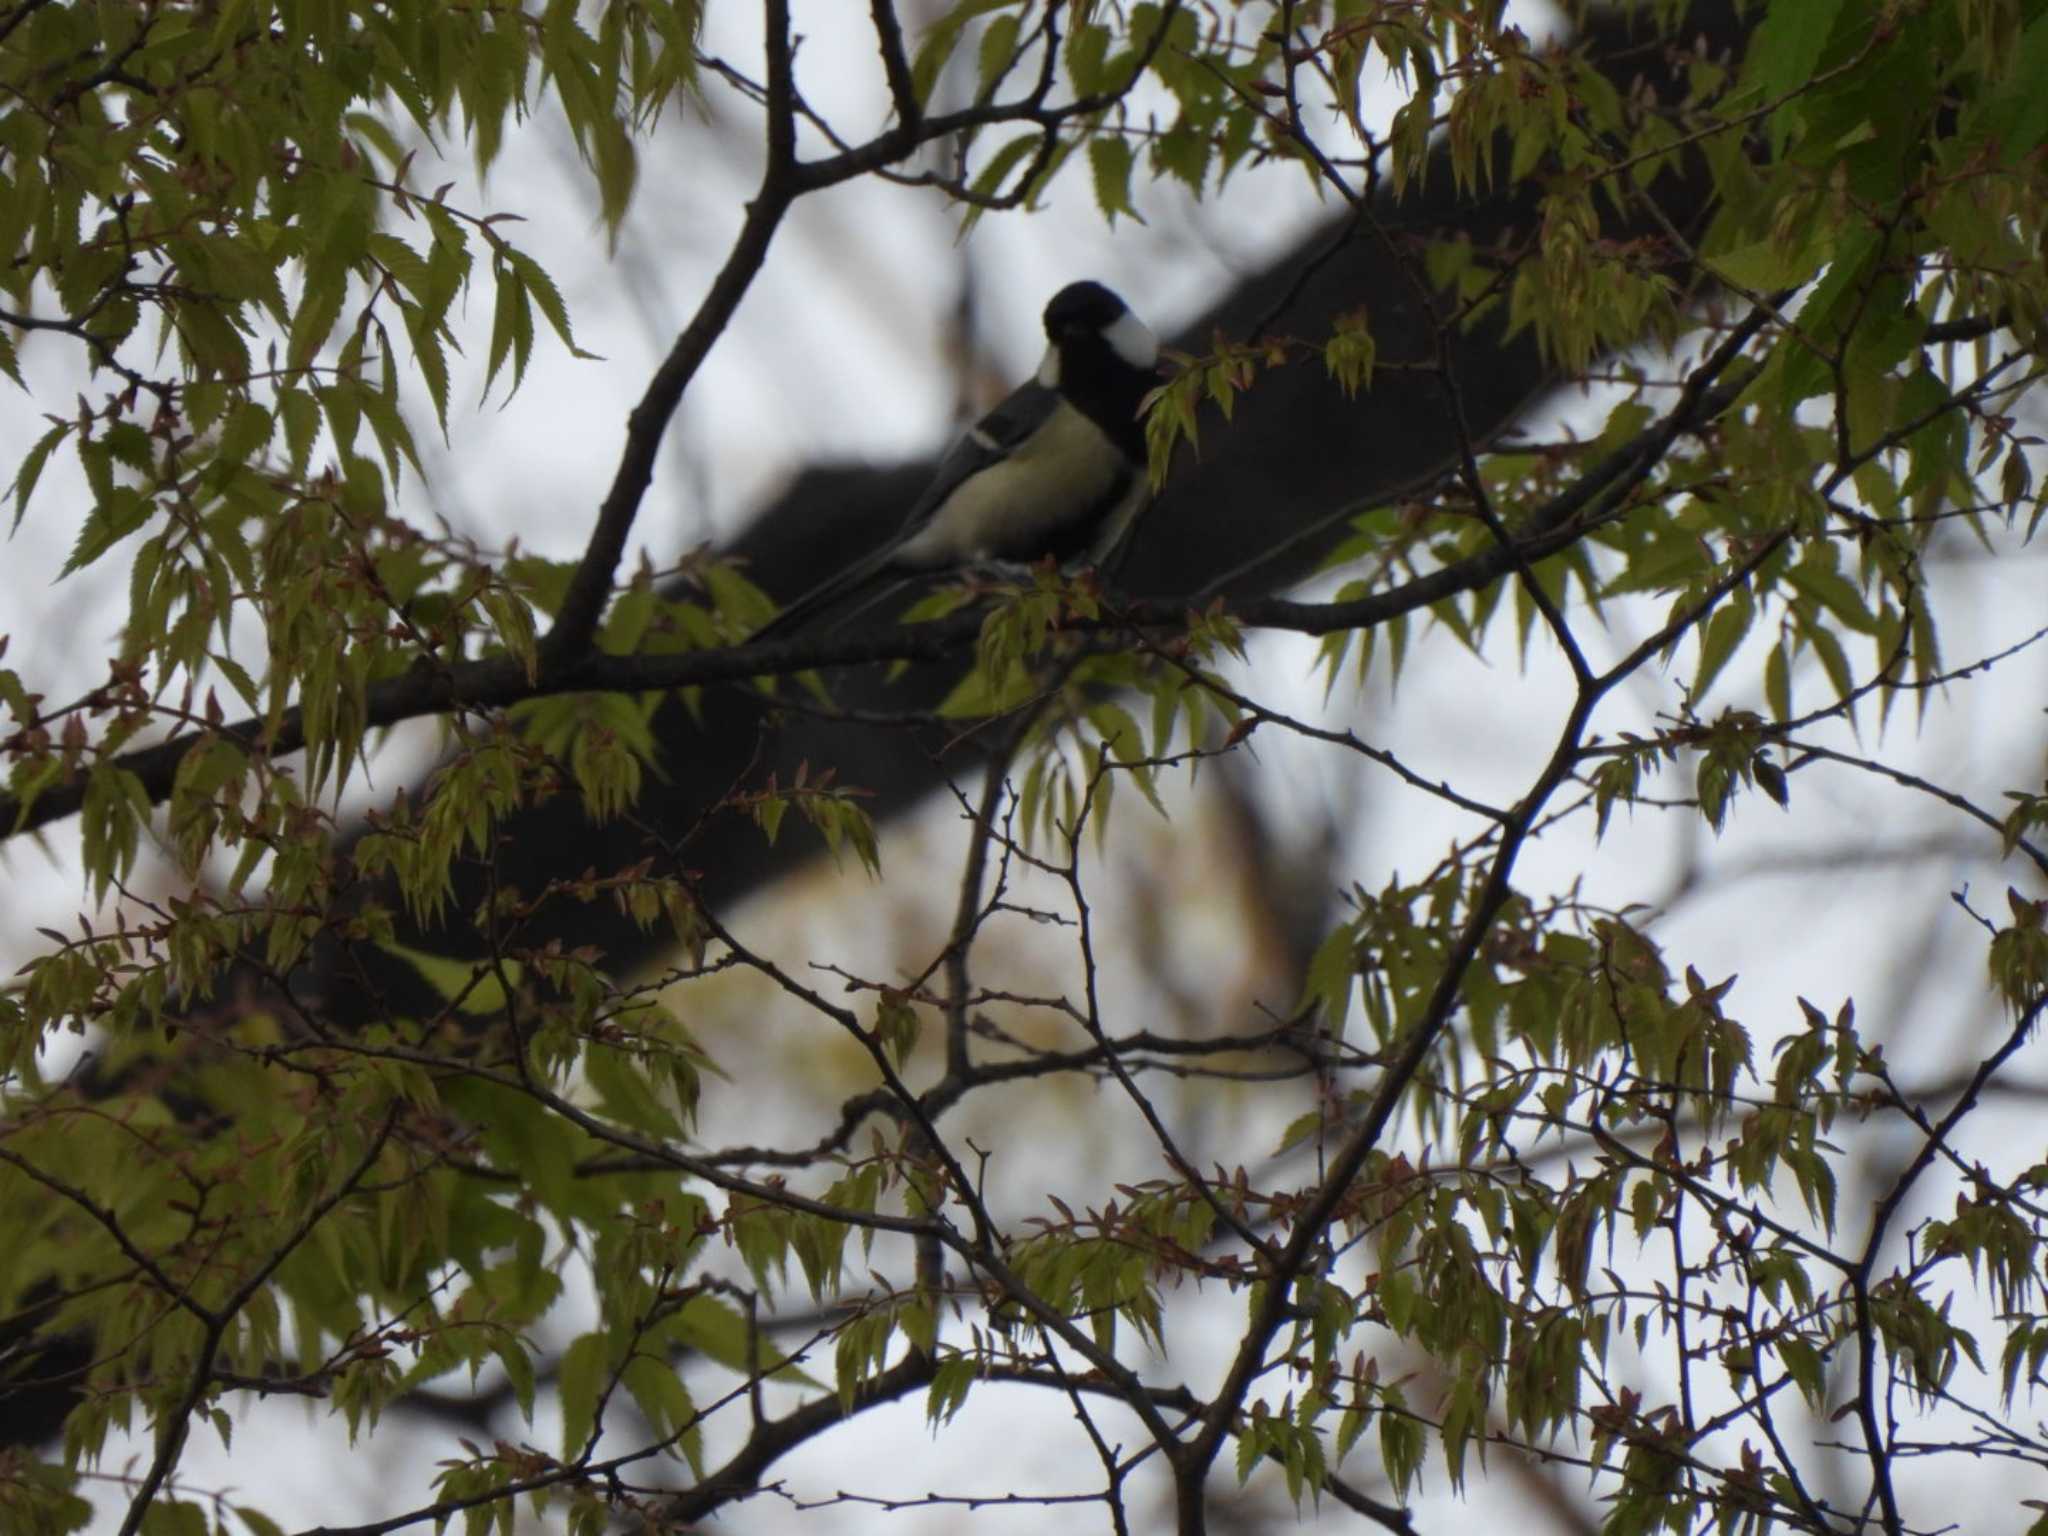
[1088,134,1141,225]
[1763,640,1791,722]
[959,130,1042,235]
[62,487,154,577]
[1744,0,1847,151]
[926,1354,977,1427]
[672,1295,756,1374]
[140,1498,209,1536]
[1692,588,1754,702]
[483,587,539,681]
[278,389,322,472]
[10,422,70,528]
[558,1332,607,1459]
[1702,230,1834,292]
[622,1353,701,1470]
[505,247,594,359]
[911,0,1022,105]
[216,400,274,468]
[976,11,1022,96]
[874,992,921,1067]
[402,301,453,435]
[288,268,348,371]
[484,257,533,398]
[1975,11,2048,161]
[584,1037,685,1138]
[1066,22,1113,94]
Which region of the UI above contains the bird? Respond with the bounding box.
[750,280,1160,644]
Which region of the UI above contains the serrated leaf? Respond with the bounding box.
[378,939,521,1016]
[484,257,537,396]
[62,487,153,577]
[959,131,1042,234]
[505,247,593,359]
[557,1332,606,1459]
[1746,0,1846,151]
[911,0,1021,106]
[976,11,1022,95]
[278,389,322,471]
[1692,589,1753,702]
[1703,231,1834,292]
[1087,133,1141,225]
[1066,22,1112,94]
[216,400,273,468]
[10,423,70,529]
[287,269,347,371]
[1763,640,1791,722]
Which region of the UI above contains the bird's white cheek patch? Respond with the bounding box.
[1104,310,1160,371]
[1035,345,1061,389]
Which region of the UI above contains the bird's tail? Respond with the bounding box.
[748,548,903,645]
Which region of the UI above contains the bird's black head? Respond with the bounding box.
[1043,281,1128,341]
[1037,280,1159,384]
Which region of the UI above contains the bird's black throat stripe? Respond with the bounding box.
[1053,330,1151,463]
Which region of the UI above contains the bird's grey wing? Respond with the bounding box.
[892,380,1058,539]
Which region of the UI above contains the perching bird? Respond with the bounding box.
[751,280,1160,643]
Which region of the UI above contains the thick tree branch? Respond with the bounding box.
[543,0,802,661]
[0,309,1769,845]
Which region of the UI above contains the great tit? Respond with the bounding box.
[752,280,1160,642]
